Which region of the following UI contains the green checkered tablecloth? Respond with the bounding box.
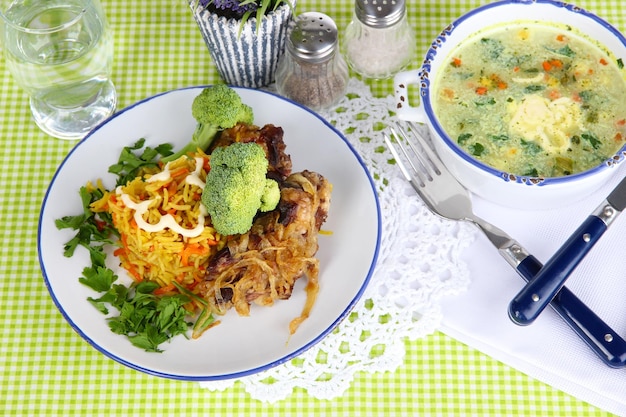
[0,0,621,415]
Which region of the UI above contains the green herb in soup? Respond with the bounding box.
[433,22,626,177]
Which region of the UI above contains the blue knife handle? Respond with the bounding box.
[516,255,626,368]
[509,215,607,325]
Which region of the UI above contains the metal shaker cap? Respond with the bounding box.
[287,12,339,63]
[355,0,406,28]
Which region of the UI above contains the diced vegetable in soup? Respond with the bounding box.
[433,21,626,177]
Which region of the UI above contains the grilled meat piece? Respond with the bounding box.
[209,123,292,180]
[198,170,332,334]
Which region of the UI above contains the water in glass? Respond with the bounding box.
[1,0,116,139]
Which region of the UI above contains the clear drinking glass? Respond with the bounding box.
[0,0,116,140]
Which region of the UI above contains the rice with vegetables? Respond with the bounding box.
[91,152,227,292]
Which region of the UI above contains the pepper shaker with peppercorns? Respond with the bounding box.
[344,0,416,79]
[275,12,349,111]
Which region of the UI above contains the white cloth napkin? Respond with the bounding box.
[439,164,626,416]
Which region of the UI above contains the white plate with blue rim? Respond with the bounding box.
[37,86,381,380]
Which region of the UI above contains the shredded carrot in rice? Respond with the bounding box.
[90,152,227,290]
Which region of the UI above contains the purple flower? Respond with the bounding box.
[196,0,290,25]
[198,0,259,19]
[215,0,258,14]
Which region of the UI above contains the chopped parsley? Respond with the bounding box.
[457,133,473,144]
[521,139,543,155]
[524,85,545,93]
[522,167,539,177]
[474,97,496,106]
[545,44,576,58]
[581,132,602,149]
[555,44,576,58]
[489,134,509,142]
[468,142,485,157]
[480,37,504,60]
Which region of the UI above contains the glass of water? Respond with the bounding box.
[0,0,116,140]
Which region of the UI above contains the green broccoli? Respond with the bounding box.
[260,178,280,212]
[162,85,254,162]
[201,142,280,235]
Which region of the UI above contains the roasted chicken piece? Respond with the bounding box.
[197,170,332,334]
[209,123,292,180]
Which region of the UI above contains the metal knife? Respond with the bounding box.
[509,175,626,326]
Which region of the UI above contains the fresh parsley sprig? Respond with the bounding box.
[90,281,192,352]
[107,138,173,186]
[55,186,118,263]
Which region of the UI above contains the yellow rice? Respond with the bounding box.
[90,152,227,290]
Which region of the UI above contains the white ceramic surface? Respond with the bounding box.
[37,86,381,380]
[394,0,626,210]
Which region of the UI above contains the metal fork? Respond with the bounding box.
[385,122,525,265]
[384,121,626,368]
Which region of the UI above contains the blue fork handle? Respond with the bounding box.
[516,254,626,368]
[509,216,607,325]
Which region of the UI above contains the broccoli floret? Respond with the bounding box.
[260,178,280,212]
[162,85,254,162]
[201,142,280,235]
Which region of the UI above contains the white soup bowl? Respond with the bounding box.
[394,0,626,210]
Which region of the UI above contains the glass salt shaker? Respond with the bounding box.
[275,12,349,112]
[344,0,416,79]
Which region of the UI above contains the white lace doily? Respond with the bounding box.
[198,78,478,401]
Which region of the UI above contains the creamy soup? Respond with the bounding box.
[433,21,626,177]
